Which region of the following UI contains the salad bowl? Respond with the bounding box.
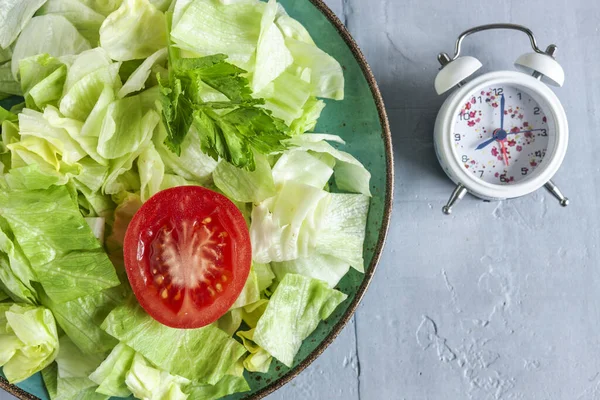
[0,0,393,398]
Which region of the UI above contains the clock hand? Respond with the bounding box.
[499,140,509,166]
[507,128,546,135]
[500,94,505,130]
[476,137,496,150]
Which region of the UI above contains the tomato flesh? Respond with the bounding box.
[124,186,251,329]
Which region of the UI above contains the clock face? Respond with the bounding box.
[452,85,550,185]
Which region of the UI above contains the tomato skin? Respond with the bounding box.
[123,186,252,329]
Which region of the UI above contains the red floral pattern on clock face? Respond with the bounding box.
[453,86,549,185]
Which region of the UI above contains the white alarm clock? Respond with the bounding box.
[433,24,569,214]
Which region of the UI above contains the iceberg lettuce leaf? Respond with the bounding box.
[253,274,346,367]
[101,302,247,385]
[314,193,369,272]
[0,304,59,383]
[0,0,47,49]
[213,153,275,203]
[11,15,90,80]
[99,0,167,61]
[0,185,120,303]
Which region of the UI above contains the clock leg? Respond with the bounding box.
[442,184,468,215]
[544,180,569,207]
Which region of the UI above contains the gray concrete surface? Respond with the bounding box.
[3,0,600,400]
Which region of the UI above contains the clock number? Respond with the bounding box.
[462,155,468,163]
[517,93,522,100]
[471,96,483,104]
[454,133,461,141]
[499,174,508,183]
[540,129,548,137]
[459,113,471,121]
[534,107,541,115]
[478,170,484,178]
[521,167,529,175]
[492,88,504,96]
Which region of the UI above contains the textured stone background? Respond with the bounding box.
[3,0,600,399]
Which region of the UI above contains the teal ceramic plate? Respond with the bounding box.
[0,0,393,398]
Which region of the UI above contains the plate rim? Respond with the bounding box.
[0,0,394,398]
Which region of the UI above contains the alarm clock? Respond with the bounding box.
[433,24,570,214]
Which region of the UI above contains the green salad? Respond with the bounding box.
[0,0,371,399]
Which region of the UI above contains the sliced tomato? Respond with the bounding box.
[123,186,251,329]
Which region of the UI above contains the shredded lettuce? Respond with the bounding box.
[250,180,330,263]
[118,48,167,98]
[271,253,350,289]
[11,14,91,80]
[171,0,263,64]
[99,0,167,61]
[0,185,120,303]
[286,134,372,196]
[213,153,275,203]
[0,0,47,49]
[0,217,38,304]
[0,304,59,383]
[40,285,126,356]
[89,343,136,397]
[187,374,250,399]
[253,274,347,367]
[252,0,292,93]
[37,0,106,45]
[101,302,248,385]
[236,329,272,373]
[125,353,191,400]
[314,193,370,272]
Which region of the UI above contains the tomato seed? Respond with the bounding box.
[219,231,228,238]
[208,287,216,297]
[161,289,168,299]
[221,275,227,282]
[155,275,165,285]
[216,283,223,292]
[174,291,182,301]
[202,217,212,224]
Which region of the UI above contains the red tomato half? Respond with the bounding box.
[123,186,252,329]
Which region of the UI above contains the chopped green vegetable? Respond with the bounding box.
[37,0,106,45]
[40,285,125,356]
[236,329,272,373]
[0,303,59,383]
[252,0,293,93]
[158,51,290,169]
[250,180,330,263]
[11,14,91,80]
[99,0,167,61]
[271,253,350,289]
[314,194,370,272]
[0,0,47,49]
[101,302,248,385]
[119,48,168,98]
[0,185,120,303]
[187,374,250,400]
[89,343,136,397]
[286,134,372,196]
[213,152,275,203]
[0,217,39,304]
[253,274,347,367]
[171,0,263,64]
[125,353,191,400]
